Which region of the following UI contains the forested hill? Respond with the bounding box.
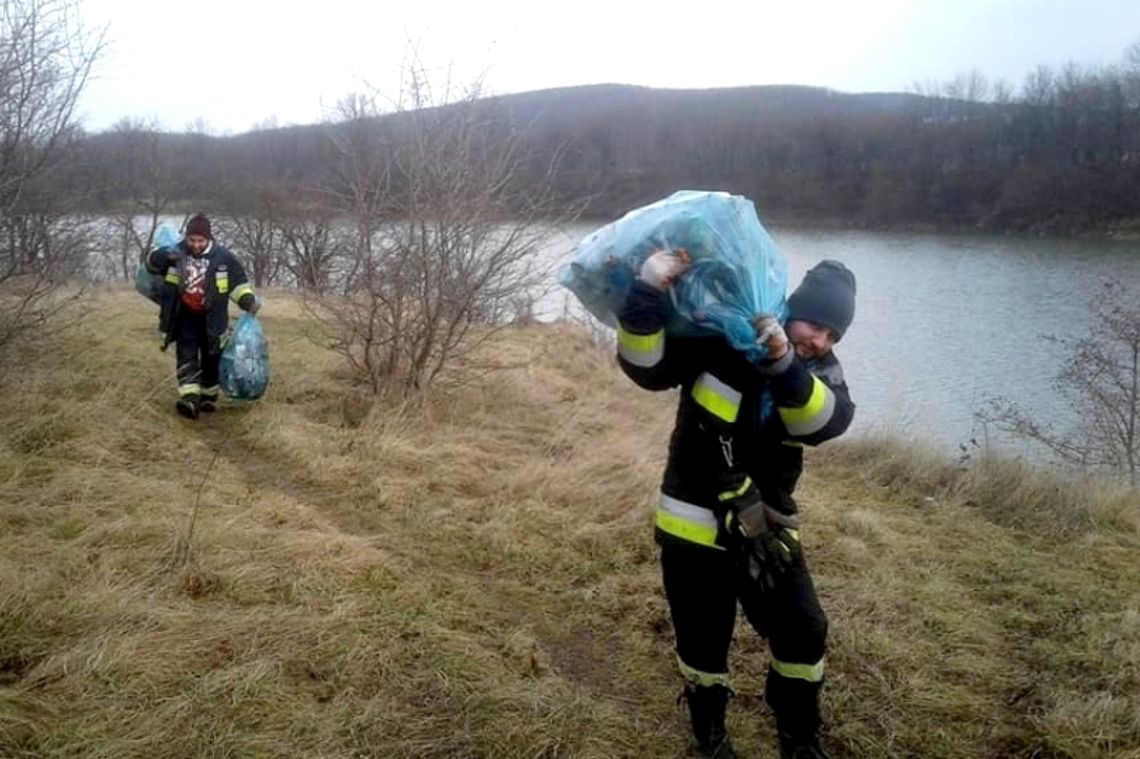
[76,79,1140,234]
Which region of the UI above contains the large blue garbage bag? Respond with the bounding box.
[558,191,789,361]
[135,224,181,304]
[220,313,270,400]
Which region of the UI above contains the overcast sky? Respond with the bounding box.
[77,0,1140,135]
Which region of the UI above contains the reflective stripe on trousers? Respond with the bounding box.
[678,655,731,688]
[770,656,825,683]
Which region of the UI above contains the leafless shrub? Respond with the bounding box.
[0,0,103,364]
[978,280,1139,486]
[308,64,576,396]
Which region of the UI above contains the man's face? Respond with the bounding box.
[185,234,209,255]
[787,320,836,360]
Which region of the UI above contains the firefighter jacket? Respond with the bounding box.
[616,281,854,550]
[146,241,256,353]
[748,349,853,516]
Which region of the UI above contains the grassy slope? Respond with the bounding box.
[0,291,1137,759]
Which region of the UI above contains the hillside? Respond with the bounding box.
[1,291,1138,758]
[74,78,1140,234]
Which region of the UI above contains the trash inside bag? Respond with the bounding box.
[558,190,789,361]
[135,223,182,304]
[220,313,270,400]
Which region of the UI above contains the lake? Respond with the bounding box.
[538,222,1140,459]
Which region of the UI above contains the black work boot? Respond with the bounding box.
[778,730,830,759]
[768,667,827,759]
[681,684,736,758]
[199,394,218,413]
[176,396,200,420]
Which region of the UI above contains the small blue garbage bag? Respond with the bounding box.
[135,224,182,304]
[220,313,270,400]
[558,190,789,361]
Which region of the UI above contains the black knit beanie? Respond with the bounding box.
[786,260,857,340]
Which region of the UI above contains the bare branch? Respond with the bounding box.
[308,65,581,398]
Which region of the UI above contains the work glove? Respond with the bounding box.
[719,474,802,591]
[637,248,691,291]
[752,314,789,360]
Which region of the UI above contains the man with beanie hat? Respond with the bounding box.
[616,253,855,759]
[146,213,261,419]
[784,260,856,352]
[740,259,856,758]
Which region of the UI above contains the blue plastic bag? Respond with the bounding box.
[134,223,182,304]
[558,191,789,361]
[220,313,270,400]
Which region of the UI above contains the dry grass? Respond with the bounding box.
[0,289,1138,758]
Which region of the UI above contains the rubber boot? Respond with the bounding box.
[681,684,735,758]
[768,670,828,759]
[176,395,200,420]
[778,731,830,759]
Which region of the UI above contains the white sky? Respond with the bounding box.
[77,0,1140,135]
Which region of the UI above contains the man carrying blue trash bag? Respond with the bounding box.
[144,213,268,419]
[561,191,857,758]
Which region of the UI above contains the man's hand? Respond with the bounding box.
[637,248,691,291]
[718,474,798,569]
[752,314,789,360]
[727,492,802,591]
[735,500,800,565]
[239,294,262,315]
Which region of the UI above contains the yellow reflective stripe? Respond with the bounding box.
[215,274,229,294]
[718,476,753,502]
[178,383,201,397]
[616,326,664,368]
[231,283,254,302]
[678,656,731,688]
[656,494,724,550]
[770,656,825,683]
[778,375,836,436]
[691,372,742,423]
[656,511,722,549]
[164,271,180,284]
[201,385,219,396]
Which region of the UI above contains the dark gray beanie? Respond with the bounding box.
[787,260,857,340]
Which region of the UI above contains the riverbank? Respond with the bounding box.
[1,291,1137,757]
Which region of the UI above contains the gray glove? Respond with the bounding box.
[752,313,789,360]
[725,488,802,591]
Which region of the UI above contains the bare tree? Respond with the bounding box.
[1123,37,1140,109]
[277,203,348,293]
[942,69,990,104]
[978,281,1140,486]
[100,117,180,281]
[310,64,572,396]
[214,181,293,288]
[0,0,103,360]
